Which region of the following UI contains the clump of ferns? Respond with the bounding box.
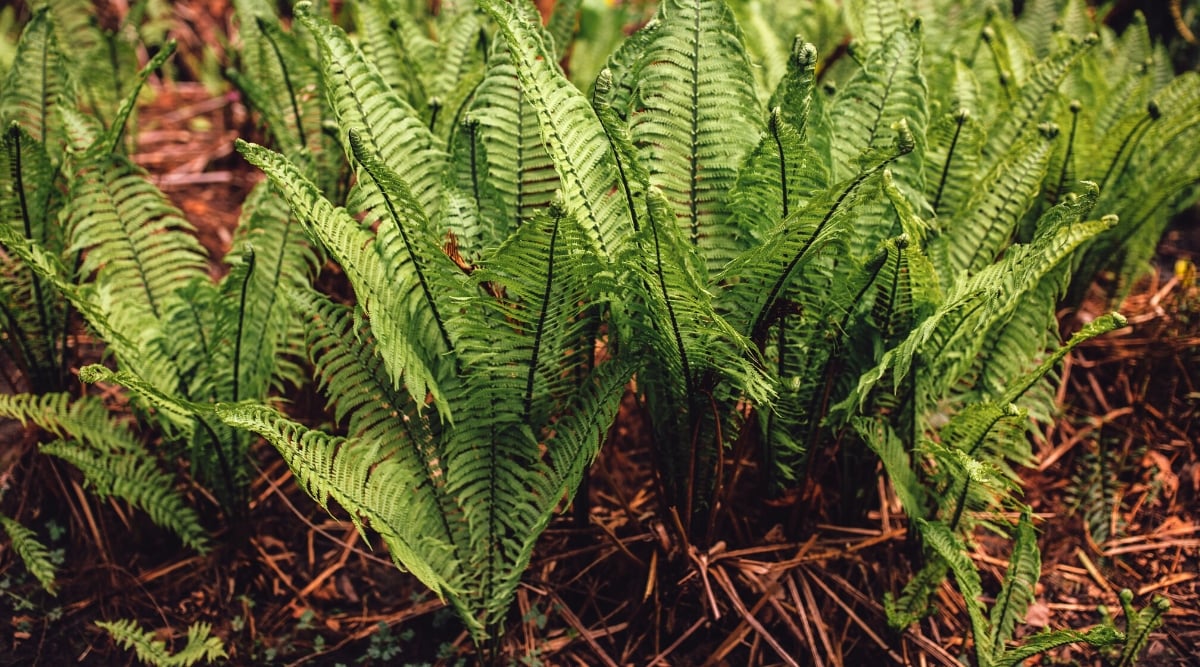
[1,9,316,548]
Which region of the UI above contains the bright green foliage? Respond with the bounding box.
[0,11,72,394]
[0,11,315,528]
[0,514,58,594]
[223,2,634,641]
[219,0,1193,648]
[1113,589,1172,667]
[96,619,227,667]
[0,0,1191,659]
[0,392,208,552]
[914,513,1124,667]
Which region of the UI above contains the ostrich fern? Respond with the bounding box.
[213,0,1200,655]
[1,11,315,544]
[0,0,1190,660]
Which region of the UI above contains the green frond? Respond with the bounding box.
[593,14,658,120]
[2,122,59,247]
[990,511,1040,656]
[627,0,764,275]
[729,108,829,242]
[467,37,560,232]
[0,219,138,366]
[88,41,176,159]
[918,518,993,661]
[64,153,208,320]
[911,219,1109,411]
[972,187,1100,401]
[767,37,819,140]
[36,0,138,129]
[214,401,461,609]
[938,401,1028,466]
[868,235,919,347]
[1007,313,1128,413]
[79,364,199,437]
[351,0,429,108]
[96,619,227,667]
[479,0,636,261]
[630,186,772,499]
[728,1,791,102]
[0,392,209,551]
[1,122,68,391]
[291,286,466,553]
[853,418,925,519]
[0,9,73,153]
[0,514,58,594]
[231,6,328,156]
[224,179,320,398]
[428,8,486,104]
[1015,0,1060,58]
[843,0,905,53]
[884,555,948,630]
[236,139,452,415]
[466,201,604,421]
[721,134,910,346]
[924,107,985,219]
[546,0,583,60]
[829,19,927,191]
[994,626,1123,667]
[1117,590,1171,667]
[42,436,210,552]
[980,33,1093,171]
[294,3,447,216]
[937,124,1056,278]
[974,13,1035,106]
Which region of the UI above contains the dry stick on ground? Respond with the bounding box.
[645,616,707,667]
[705,567,795,666]
[805,569,904,663]
[540,587,621,667]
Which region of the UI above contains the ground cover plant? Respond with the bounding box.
[1,0,1198,664]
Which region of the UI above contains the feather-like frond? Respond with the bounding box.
[626,0,763,275]
[829,17,927,196]
[236,139,453,414]
[96,618,227,666]
[64,154,207,320]
[0,392,208,551]
[0,514,58,594]
[990,511,1040,656]
[468,38,560,232]
[479,0,635,261]
[0,9,73,157]
[937,124,1056,278]
[918,518,993,659]
[294,4,447,216]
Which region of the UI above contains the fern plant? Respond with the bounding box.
[96,619,227,667]
[0,6,316,542]
[212,0,1197,656]
[222,0,635,644]
[0,513,59,594]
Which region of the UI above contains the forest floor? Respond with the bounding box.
[2,11,1200,667]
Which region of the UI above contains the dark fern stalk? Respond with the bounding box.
[932,108,968,214]
[232,245,256,403]
[524,202,561,421]
[1098,102,1159,193]
[256,17,307,149]
[1049,100,1082,205]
